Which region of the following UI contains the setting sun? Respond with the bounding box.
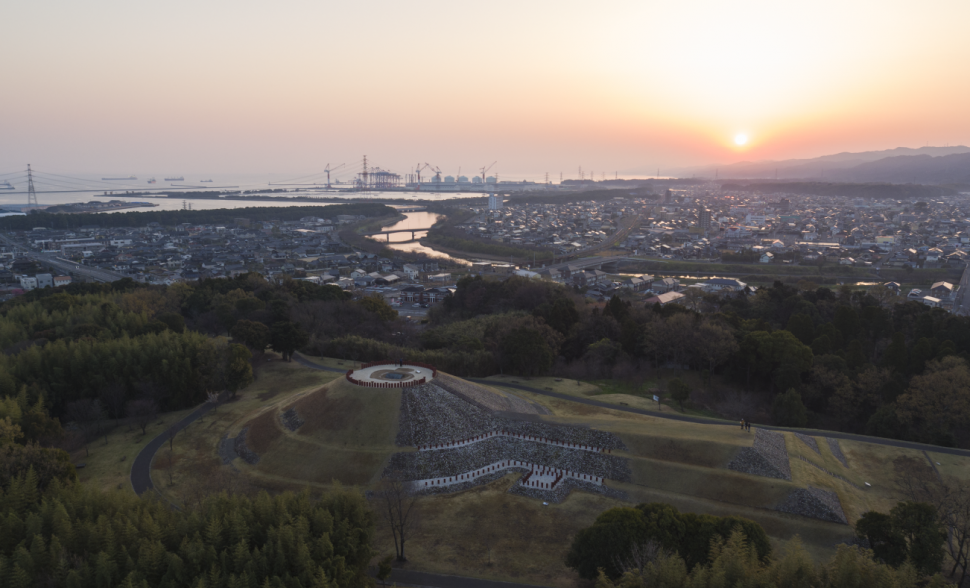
[734,133,749,146]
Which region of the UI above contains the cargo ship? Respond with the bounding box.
[102,176,137,180]
[0,181,14,190]
[147,177,156,184]
[165,176,184,182]
[200,179,213,183]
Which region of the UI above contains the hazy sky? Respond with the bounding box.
[2,0,969,178]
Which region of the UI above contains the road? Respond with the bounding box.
[130,355,970,588]
[34,252,126,283]
[0,232,126,283]
[952,263,970,315]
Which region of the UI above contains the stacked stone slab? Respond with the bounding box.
[826,438,849,468]
[386,380,629,501]
[794,432,820,454]
[727,429,792,480]
[778,486,848,524]
[280,408,304,432]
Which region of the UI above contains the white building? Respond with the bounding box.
[488,193,504,210]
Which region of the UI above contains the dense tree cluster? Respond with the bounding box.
[0,470,374,588]
[566,502,771,580]
[301,274,970,448]
[0,203,393,230]
[572,502,951,588]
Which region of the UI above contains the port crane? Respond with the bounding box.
[480,161,497,184]
[414,163,433,187]
[425,163,443,183]
[325,163,346,188]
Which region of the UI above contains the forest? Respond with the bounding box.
[2,272,968,450]
[0,203,394,230]
[1,271,970,585]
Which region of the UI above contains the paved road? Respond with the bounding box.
[131,356,969,588]
[130,402,217,496]
[952,263,970,315]
[0,232,126,283]
[33,252,126,283]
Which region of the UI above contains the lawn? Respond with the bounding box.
[101,355,970,587]
[482,373,729,420]
[70,406,197,494]
[149,356,341,506]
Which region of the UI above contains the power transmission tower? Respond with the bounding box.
[26,164,38,209]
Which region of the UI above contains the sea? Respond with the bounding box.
[0,170,671,214]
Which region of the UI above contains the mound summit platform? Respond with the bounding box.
[346,361,438,387]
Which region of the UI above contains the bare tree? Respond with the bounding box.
[373,473,420,562]
[895,456,970,586]
[99,382,127,420]
[612,540,669,575]
[126,398,158,435]
[65,399,104,456]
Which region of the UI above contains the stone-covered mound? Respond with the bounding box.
[386,436,631,483]
[778,486,848,524]
[396,382,626,449]
[727,429,792,480]
[435,373,549,415]
[386,380,629,501]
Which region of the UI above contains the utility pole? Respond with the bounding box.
[361,155,369,191]
[26,164,38,210]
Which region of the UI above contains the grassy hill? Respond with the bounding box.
[82,356,970,588]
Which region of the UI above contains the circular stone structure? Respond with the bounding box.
[346,361,437,387]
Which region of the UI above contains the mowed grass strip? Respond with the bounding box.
[371,474,616,588]
[239,377,404,488]
[150,357,339,504]
[627,456,796,510]
[290,377,402,448]
[618,432,742,468]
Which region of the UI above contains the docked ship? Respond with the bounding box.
[102,176,137,180]
[147,177,156,184]
[0,181,14,190]
[165,176,184,182]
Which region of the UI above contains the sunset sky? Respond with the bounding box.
[2,0,969,178]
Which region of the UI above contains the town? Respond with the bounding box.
[4,183,966,318]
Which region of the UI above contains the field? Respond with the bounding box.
[80,355,970,587]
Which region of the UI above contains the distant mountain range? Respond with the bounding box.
[670,146,970,184]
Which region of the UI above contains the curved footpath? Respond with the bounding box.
[131,358,346,495]
[130,402,219,496]
[130,354,970,588]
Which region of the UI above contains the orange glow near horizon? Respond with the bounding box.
[1,0,969,176]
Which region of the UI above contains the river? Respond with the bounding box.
[367,211,470,265]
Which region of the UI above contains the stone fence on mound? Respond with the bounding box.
[357,360,438,377]
[345,360,437,388]
[416,429,613,454]
[345,373,427,388]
